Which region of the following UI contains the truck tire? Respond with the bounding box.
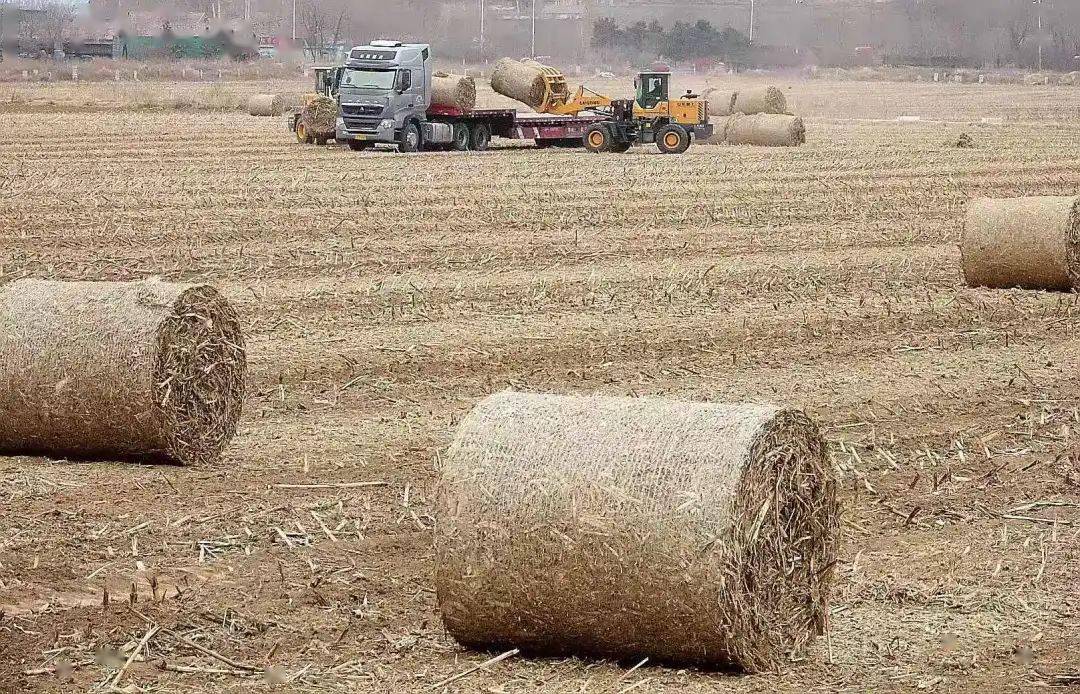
[348,140,371,151]
[452,123,470,151]
[584,123,614,153]
[656,124,691,154]
[296,121,313,145]
[399,122,422,153]
[470,123,491,151]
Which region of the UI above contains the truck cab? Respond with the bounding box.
[336,40,435,151]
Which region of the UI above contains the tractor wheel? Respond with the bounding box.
[656,124,690,154]
[295,121,313,144]
[451,123,471,151]
[470,123,491,151]
[583,123,614,153]
[398,122,422,153]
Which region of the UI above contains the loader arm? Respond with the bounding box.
[545,85,614,116]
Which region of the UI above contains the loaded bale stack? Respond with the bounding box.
[0,279,246,466]
[961,196,1080,291]
[731,85,788,115]
[490,58,548,110]
[247,93,284,116]
[300,95,338,143]
[431,71,477,112]
[436,391,839,671]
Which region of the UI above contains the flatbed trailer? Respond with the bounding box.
[333,103,608,151]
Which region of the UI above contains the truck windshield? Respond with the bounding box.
[341,68,396,89]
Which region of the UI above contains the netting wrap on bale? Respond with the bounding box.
[247,93,283,116]
[490,58,547,110]
[436,391,839,671]
[961,196,1080,291]
[431,71,477,111]
[301,95,338,140]
[731,86,788,115]
[0,279,246,465]
[716,113,806,147]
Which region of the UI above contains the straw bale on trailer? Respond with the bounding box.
[731,85,788,115]
[719,113,806,147]
[0,279,246,465]
[301,95,338,141]
[247,93,284,116]
[436,391,839,672]
[490,58,547,110]
[431,71,477,111]
[961,196,1080,290]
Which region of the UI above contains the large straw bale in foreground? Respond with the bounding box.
[732,85,788,114]
[431,71,476,111]
[301,95,338,140]
[962,196,1080,290]
[436,391,839,671]
[247,93,283,116]
[718,113,806,146]
[490,58,547,109]
[0,280,246,465]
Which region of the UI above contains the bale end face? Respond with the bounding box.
[435,392,839,672]
[154,284,246,465]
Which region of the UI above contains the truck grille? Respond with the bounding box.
[342,116,381,133]
[341,104,383,117]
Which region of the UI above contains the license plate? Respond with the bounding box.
[352,134,369,141]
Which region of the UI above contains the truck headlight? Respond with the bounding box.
[380,119,394,129]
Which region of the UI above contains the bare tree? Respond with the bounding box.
[300,1,347,62]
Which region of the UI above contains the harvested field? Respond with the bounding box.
[1,78,1079,693]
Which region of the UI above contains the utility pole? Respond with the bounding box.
[748,0,755,45]
[291,0,296,42]
[1037,0,1043,72]
[479,0,485,63]
[531,0,536,57]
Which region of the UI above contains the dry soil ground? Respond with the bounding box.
[0,76,1078,693]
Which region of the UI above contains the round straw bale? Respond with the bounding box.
[247,93,283,116]
[436,391,839,671]
[702,87,734,117]
[301,95,338,140]
[0,279,246,465]
[961,196,1080,290]
[722,113,806,147]
[431,71,477,111]
[731,85,787,114]
[490,58,547,109]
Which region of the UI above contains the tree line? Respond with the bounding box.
[591,17,748,66]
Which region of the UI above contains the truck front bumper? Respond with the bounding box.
[336,117,397,144]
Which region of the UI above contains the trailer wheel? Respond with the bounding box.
[451,123,470,151]
[399,122,422,153]
[656,124,691,154]
[584,123,614,153]
[470,123,491,151]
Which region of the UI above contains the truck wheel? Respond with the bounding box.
[584,123,614,153]
[296,122,313,144]
[452,123,470,151]
[470,123,491,151]
[398,122,422,153]
[656,124,691,154]
[348,140,371,151]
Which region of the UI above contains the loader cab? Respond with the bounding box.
[635,72,670,110]
[314,66,343,97]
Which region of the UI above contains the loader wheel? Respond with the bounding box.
[451,123,470,151]
[584,123,614,153]
[470,123,491,151]
[656,124,690,154]
[296,121,313,144]
[398,122,422,152]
